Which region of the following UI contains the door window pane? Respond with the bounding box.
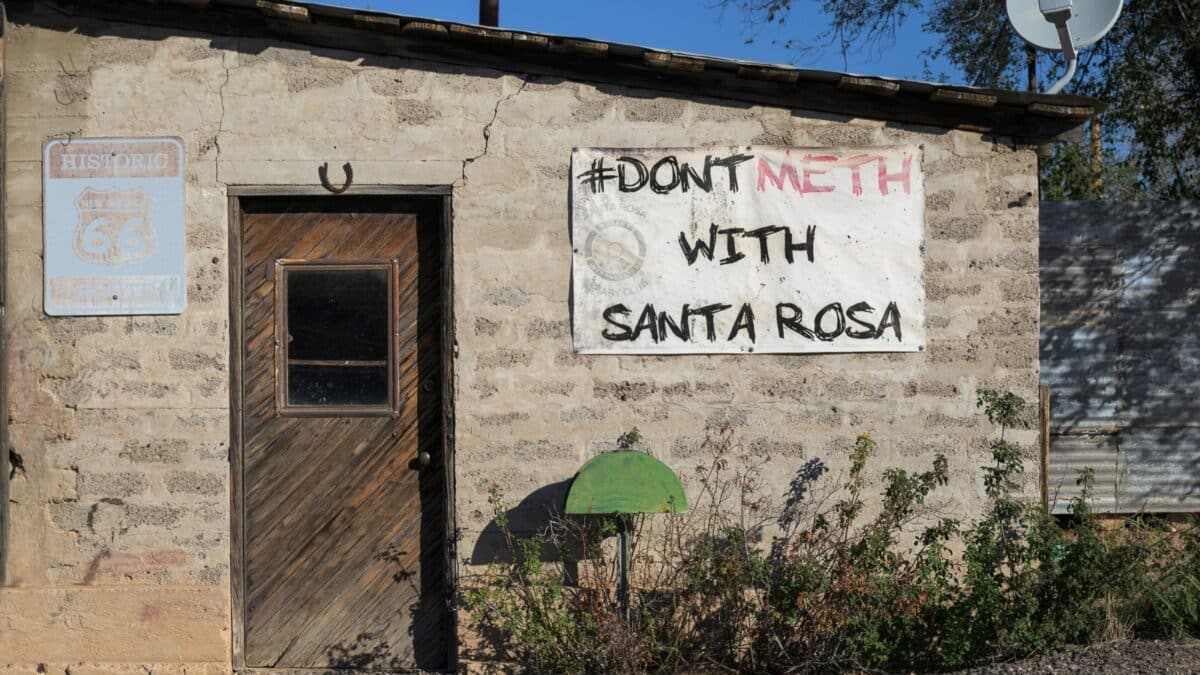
[288,364,388,406]
[279,262,395,413]
[287,268,389,362]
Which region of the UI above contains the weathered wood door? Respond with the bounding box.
[238,196,448,671]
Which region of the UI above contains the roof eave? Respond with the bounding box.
[15,0,1101,142]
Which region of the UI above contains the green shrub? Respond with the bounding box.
[462,487,604,672]
[463,390,1200,673]
[938,391,1200,669]
[756,432,954,671]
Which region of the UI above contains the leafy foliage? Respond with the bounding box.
[718,0,1200,200]
[464,391,1200,672]
[616,426,643,451]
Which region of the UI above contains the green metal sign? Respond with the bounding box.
[564,451,687,515]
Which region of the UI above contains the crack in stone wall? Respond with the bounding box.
[213,55,232,185]
[459,75,531,186]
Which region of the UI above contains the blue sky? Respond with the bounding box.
[322,0,955,83]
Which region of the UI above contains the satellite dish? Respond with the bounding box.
[1006,0,1123,93]
[1007,0,1122,51]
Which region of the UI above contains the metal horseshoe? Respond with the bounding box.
[319,162,353,194]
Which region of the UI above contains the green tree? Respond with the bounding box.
[720,0,1200,200]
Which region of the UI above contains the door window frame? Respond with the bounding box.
[274,258,401,417]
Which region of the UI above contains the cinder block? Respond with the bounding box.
[164,471,225,496]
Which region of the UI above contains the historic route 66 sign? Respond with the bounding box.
[43,137,186,316]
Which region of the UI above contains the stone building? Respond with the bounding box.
[0,0,1095,671]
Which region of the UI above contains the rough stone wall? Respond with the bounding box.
[1,9,1039,672]
[2,15,233,671]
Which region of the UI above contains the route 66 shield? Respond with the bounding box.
[73,187,157,265]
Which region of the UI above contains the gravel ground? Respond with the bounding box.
[960,639,1200,674]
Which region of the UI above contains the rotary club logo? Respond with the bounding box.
[583,220,646,282]
[73,187,156,265]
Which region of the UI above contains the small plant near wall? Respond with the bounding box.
[615,427,643,451]
[462,390,1200,673]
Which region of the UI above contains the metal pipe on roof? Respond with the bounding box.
[479,0,499,26]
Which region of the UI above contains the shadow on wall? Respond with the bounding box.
[1040,200,1200,511]
[468,455,834,570]
[469,479,580,566]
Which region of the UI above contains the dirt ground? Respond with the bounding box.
[960,639,1200,674]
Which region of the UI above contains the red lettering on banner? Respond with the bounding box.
[757,156,800,192]
[844,154,880,196]
[801,155,837,193]
[877,155,913,195]
[756,153,913,196]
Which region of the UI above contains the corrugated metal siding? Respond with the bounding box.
[1041,201,1200,513]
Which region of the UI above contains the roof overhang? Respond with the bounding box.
[11,0,1100,143]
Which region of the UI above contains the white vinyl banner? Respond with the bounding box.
[571,146,925,354]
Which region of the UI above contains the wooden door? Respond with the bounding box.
[238,196,448,671]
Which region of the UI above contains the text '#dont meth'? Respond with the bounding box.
[576,152,914,197]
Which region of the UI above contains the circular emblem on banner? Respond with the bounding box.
[584,221,646,281]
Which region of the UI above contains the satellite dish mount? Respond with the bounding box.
[1039,0,1077,93]
[1006,0,1123,94]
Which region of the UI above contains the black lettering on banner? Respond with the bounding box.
[650,156,681,194]
[718,228,746,265]
[618,157,649,192]
[659,305,691,341]
[678,225,719,265]
[784,225,817,263]
[577,157,617,193]
[602,304,633,341]
[876,301,902,340]
[579,153,754,194]
[728,303,756,342]
[710,153,754,192]
[690,303,732,341]
[743,225,786,263]
[632,304,661,342]
[604,301,901,345]
[682,155,714,193]
[814,302,845,341]
[845,302,878,339]
[775,303,815,339]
